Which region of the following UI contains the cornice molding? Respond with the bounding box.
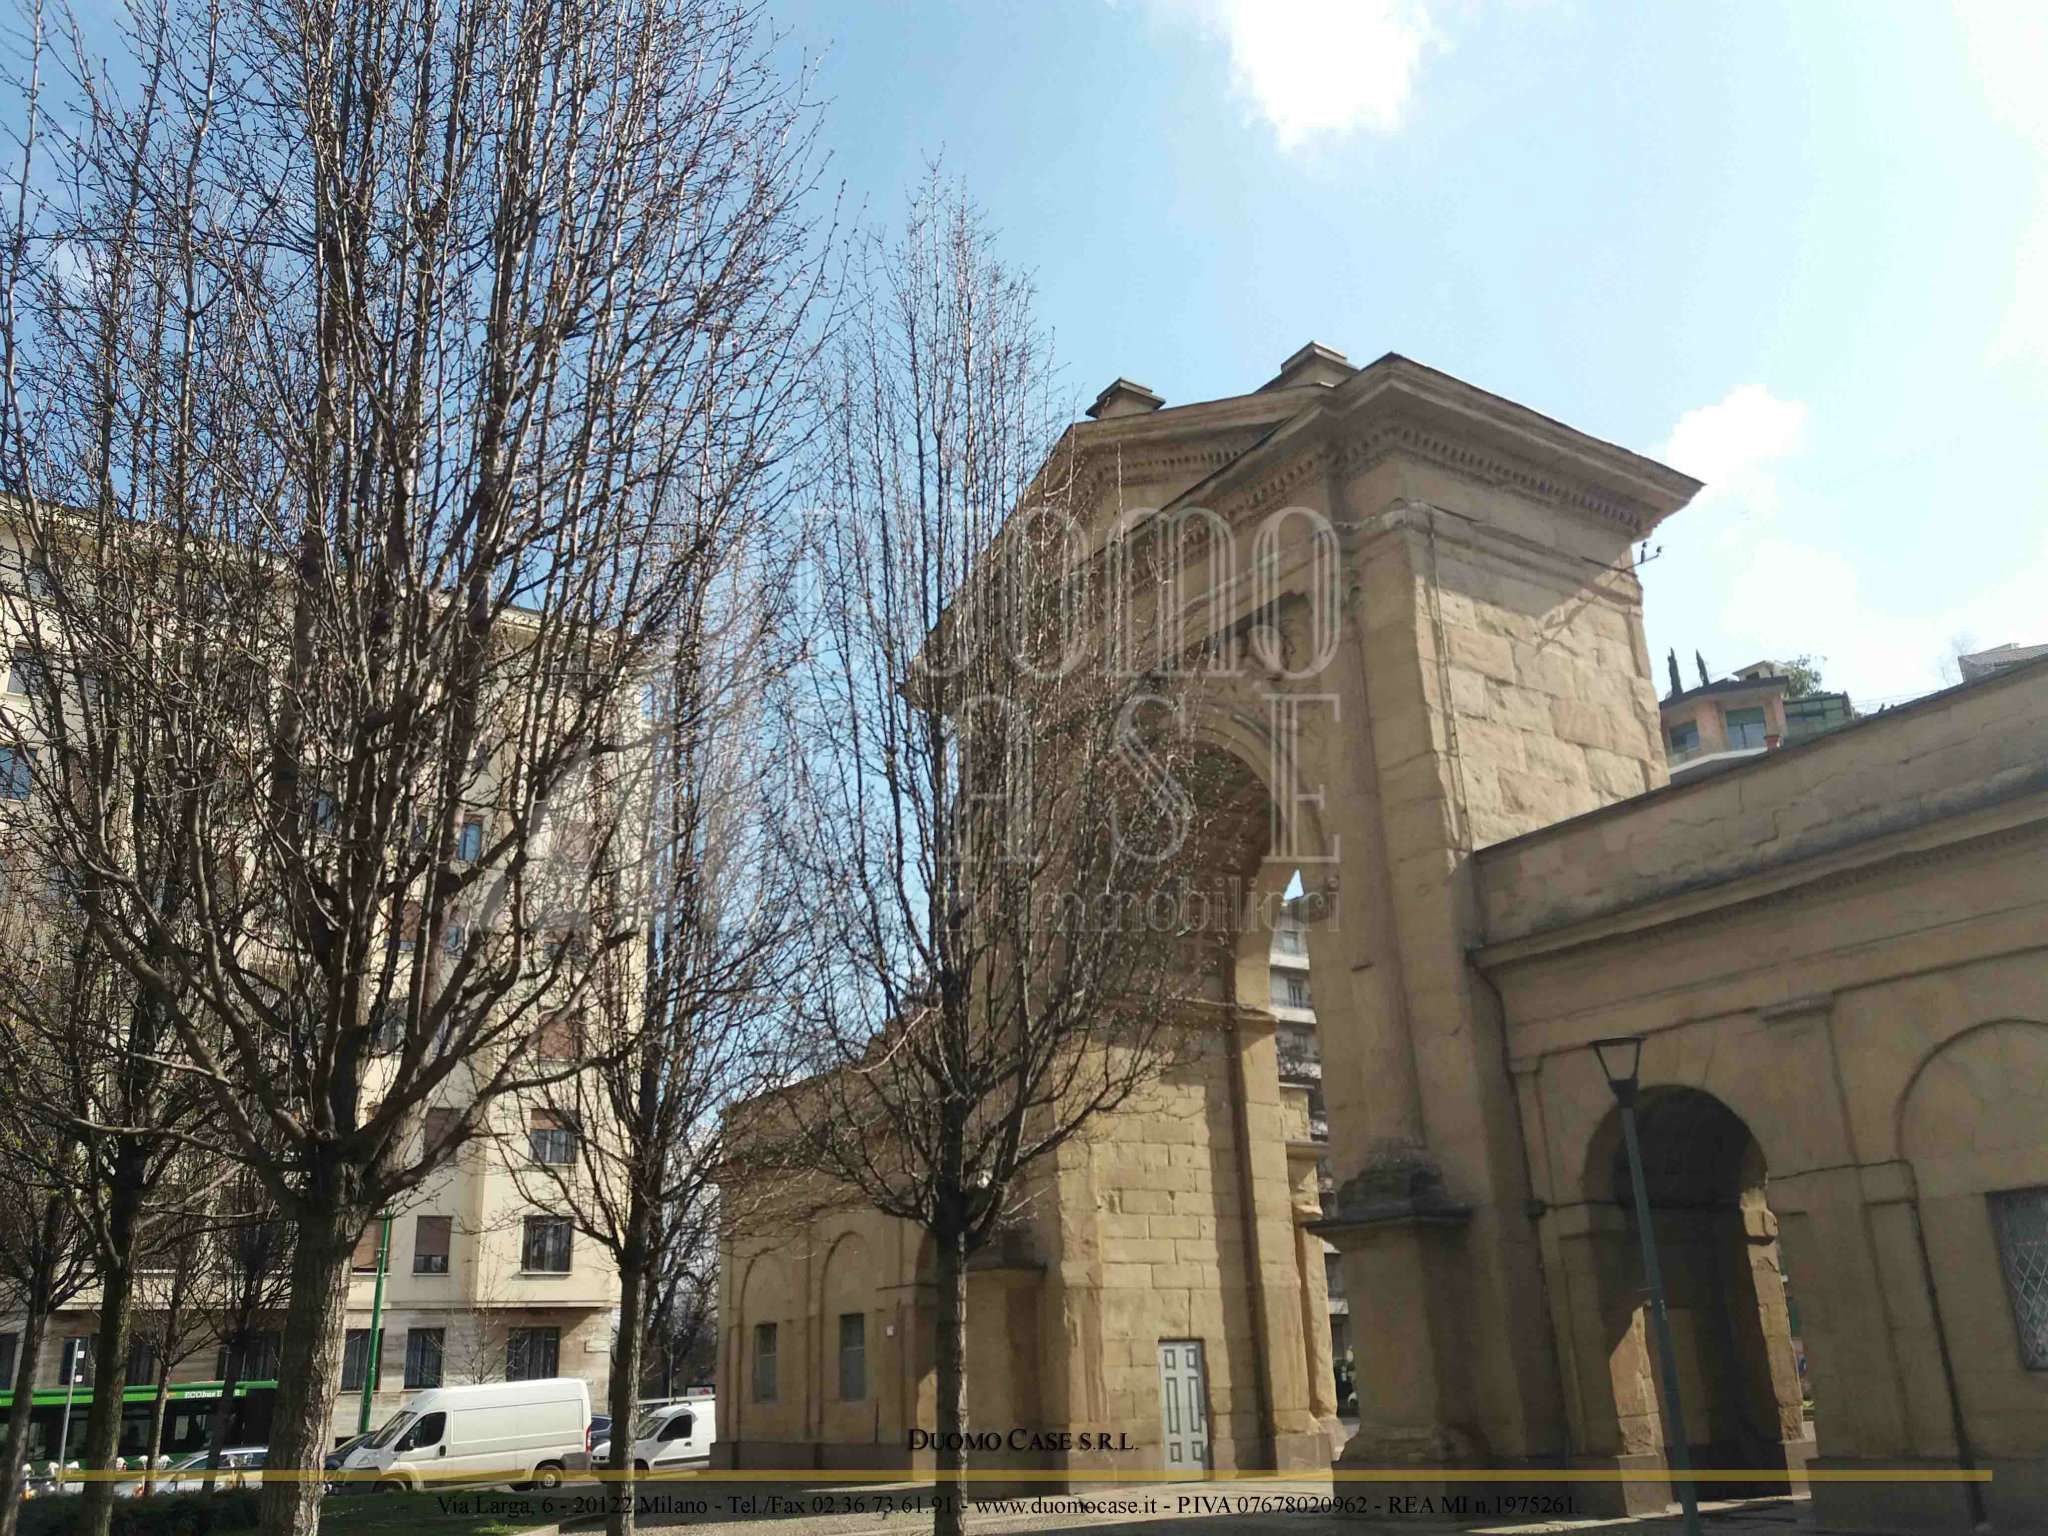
[1475,807,2048,973]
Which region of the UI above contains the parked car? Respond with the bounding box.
[587,1415,611,1455]
[324,1431,373,1493]
[342,1378,590,1492]
[112,1447,268,1497]
[594,1398,715,1474]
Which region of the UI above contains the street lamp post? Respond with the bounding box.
[54,1345,85,1496]
[1592,1036,1704,1536]
[358,1211,394,1434]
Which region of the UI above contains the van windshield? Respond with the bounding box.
[364,1411,416,1451]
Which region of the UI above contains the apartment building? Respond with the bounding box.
[1268,900,1347,1395]
[0,524,620,1454]
[0,1111,618,1451]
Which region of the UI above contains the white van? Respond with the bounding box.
[343,1378,590,1492]
[595,1396,716,1473]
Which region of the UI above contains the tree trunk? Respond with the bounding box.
[932,1222,969,1536]
[0,1301,51,1536]
[202,1334,245,1493]
[606,1225,649,1536]
[79,1153,146,1536]
[255,1204,356,1536]
[143,1356,173,1496]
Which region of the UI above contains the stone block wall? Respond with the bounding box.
[1083,1034,1267,1464]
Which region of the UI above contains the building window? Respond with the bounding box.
[59,1337,92,1386]
[404,1328,444,1389]
[837,1312,866,1402]
[521,1215,573,1273]
[752,1322,777,1403]
[1990,1187,2048,1369]
[506,1326,560,1381]
[1285,976,1311,1009]
[8,647,46,697]
[1278,1026,1319,1081]
[1724,706,1768,749]
[0,1333,14,1387]
[396,901,421,952]
[1324,1248,1346,1298]
[351,1222,386,1273]
[413,1215,452,1275]
[535,1011,582,1061]
[1274,926,1304,956]
[529,1110,576,1166]
[125,1339,158,1387]
[215,1331,279,1380]
[1668,719,1700,756]
[422,1107,459,1157]
[340,1329,372,1393]
[457,818,484,862]
[0,746,31,802]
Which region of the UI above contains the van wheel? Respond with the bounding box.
[534,1463,564,1491]
[374,1480,406,1496]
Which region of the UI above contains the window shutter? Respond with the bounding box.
[414,1216,452,1274]
[423,1107,458,1152]
[351,1223,384,1272]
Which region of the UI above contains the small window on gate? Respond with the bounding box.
[1989,1186,2048,1369]
[753,1322,778,1402]
[838,1311,867,1401]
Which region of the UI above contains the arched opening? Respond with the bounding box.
[1590,1088,1810,1493]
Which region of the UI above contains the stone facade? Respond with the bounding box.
[716,345,2048,1531]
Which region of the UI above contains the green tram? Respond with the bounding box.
[0,1380,278,1465]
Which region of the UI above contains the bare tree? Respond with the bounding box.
[643,1228,718,1397]
[129,1236,203,1494]
[0,882,221,1536]
[104,1163,291,1498]
[511,512,811,1536]
[0,1117,92,1536]
[0,0,824,1528]
[770,176,1216,1536]
[185,1167,295,1492]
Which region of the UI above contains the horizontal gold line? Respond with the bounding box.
[43,1467,1995,1484]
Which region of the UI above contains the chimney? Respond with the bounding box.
[1258,341,1356,392]
[1085,378,1166,421]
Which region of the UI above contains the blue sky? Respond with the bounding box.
[779,0,2047,706]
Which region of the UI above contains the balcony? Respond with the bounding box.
[1277,1047,1322,1084]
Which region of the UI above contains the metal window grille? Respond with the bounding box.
[341,1330,371,1392]
[405,1328,444,1388]
[522,1215,573,1273]
[507,1327,559,1381]
[1991,1187,2048,1369]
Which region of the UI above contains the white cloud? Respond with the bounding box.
[1160,0,1439,148]
[1646,383,2048,705]
[1654,383,1808,530]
